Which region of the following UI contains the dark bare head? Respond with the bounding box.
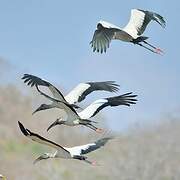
[32,104,51,115]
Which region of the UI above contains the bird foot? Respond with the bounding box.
[91,160,101,166]
[155,48,164,55]
[91,161,97,166]
[96,128,104,133]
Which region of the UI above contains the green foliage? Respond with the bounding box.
[1,84,180,180]
[2,140,46,155]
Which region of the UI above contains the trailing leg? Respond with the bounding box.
[143,40,164,54]
[79,122,103,133]
[136,42,161,54]
[73,155,97,165]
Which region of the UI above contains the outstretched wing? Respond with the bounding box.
[78,92,137,119]
[65,81,120,104]
[22,74,66,102]
[81,137,113,154]
[90,21,122,53]
[123,9,166,38]
[18,121,71,158]
[67,137,113,155]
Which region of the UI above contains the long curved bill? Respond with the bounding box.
[47,119,60,132]
[32,107,41,115]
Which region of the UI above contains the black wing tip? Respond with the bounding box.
[87,81,120,92]
[105,81,120,86]
[21,74,49,87]
[92,49,106,53]
[21,74,34,86]
[21,73,30,79]
[23,73,30,76]
[122,92,138,101]
[96,136,114,146]
[108,92,138,106]
[121,92,138,97]
[18,121,29,136]
[161,22,166,28]
[108,82,120,92]
[112,92,138,99]
[90,44,107,53]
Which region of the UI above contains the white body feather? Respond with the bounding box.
[123,9,146,38]
[78,99,108,119]
[65,83,90,104]
[99,20,121,29]
[65,143,95,156]
[90,9,165,53]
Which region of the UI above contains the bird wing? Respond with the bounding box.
[78,92,137,119]
[18,121,71,158]
[29,85,80,119]
[66,137,113,155]
[22,74,66,102]
[123,9,166,38]
[90,21,122,53]
[65,81,120,104]
[58,101,80,121]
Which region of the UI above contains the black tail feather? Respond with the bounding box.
[132,36,149,44]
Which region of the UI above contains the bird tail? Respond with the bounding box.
[133,36,149,43]
[80,119,98,124]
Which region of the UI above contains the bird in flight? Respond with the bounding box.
[22,74,120,110]
[90,9,166,54]
[18,121,113,165]
[32,90,137,132]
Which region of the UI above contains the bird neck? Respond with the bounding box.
[50,102,58,108]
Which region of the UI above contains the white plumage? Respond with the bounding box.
[18,121,112,165]
[22,74,119,106]
[65,143,95,155]
[90,9,166,54]
[78,99,108,119]
[46,92,137,132]
[98,20,121,29]
[123,9,147,39]
[65,83,91,104]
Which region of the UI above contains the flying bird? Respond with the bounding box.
[34,91,137,132]
[90,9,166,54]
[18,121,113,165]
[22,74,120,110]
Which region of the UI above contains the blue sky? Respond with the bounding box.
[0,0,179,131]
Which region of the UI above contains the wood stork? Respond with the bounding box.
[90,9,166,54]
[18,121,113,165]
[22,74,120,110]
[33,90,137,132]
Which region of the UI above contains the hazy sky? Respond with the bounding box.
[0,0,179,131]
